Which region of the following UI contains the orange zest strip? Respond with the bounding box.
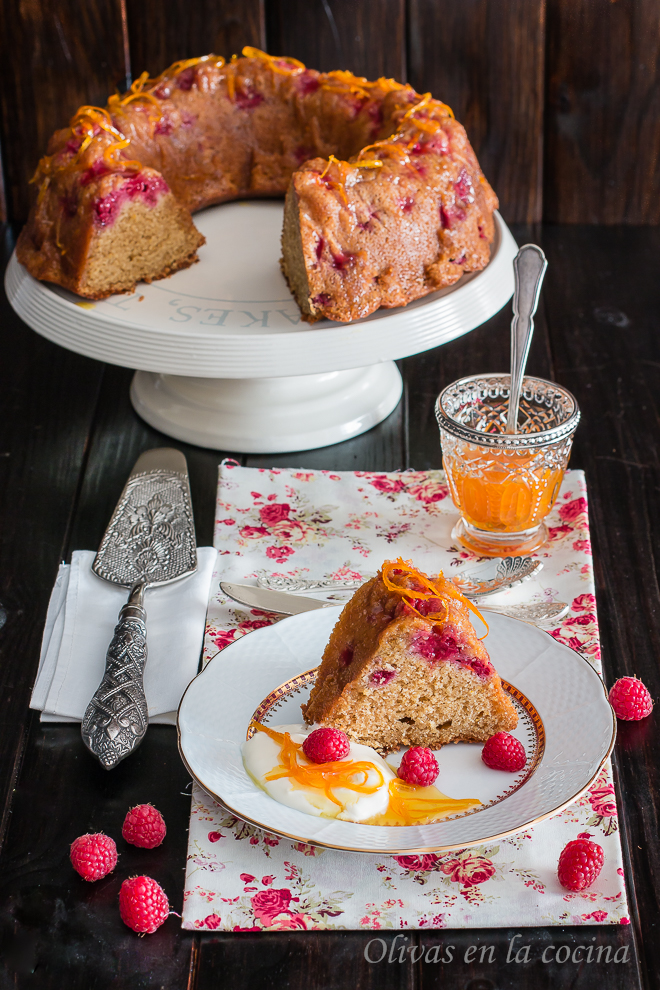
[322,70,372,101]
[318,155,348,203]
[156,54,226,81]
[242,46,306,74]
[360,141,410,163]
[381,557,489,639]
[62,105,142,173]
[319,154,341,180]
[318,155,382,206]
[226,65,236,101]
[254,723,384,807]
[108,72,161,117]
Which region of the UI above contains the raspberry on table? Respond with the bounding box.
[397,746,439,787]
[122,804,167,849]
[302,727,350,763]
[481,732,527,772]
[70,833,117,882]
[119,876,170,934]
[608,676,653,721]
[558,833,604,891]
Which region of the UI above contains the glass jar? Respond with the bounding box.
[436,375,580,555]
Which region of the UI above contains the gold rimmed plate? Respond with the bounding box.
[177,606,615,854]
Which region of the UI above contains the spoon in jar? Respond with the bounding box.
[506,244,548,433]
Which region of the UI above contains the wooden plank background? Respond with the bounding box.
[0,0,658,225]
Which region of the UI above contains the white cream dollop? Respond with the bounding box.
[242,723,395,822]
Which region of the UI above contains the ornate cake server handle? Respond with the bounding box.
[80,448,197,770]
[81,582,149,769]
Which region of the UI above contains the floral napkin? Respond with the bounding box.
[182,464,628,931]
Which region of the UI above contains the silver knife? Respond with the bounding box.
[82,449,197,769]
[219,582,569,626]
[221,582,330,615]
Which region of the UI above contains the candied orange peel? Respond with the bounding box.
[254,723,383,807]
[381,557,488,638]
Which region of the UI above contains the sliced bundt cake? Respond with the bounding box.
[17,48,498,315]
[302,558,517,753]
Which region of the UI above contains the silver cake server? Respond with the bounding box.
[82,448,197,769]
[219,582,568,627]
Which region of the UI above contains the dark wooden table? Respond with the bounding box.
[0,220,658,989]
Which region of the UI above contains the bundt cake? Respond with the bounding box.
[17,48,498,321]
[302,559,517,753]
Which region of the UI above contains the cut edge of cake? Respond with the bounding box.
[17,168,204,299]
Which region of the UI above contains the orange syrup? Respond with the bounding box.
[365,778,480,826]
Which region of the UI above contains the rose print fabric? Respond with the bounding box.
[182,464,628,931]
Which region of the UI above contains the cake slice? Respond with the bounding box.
[302,558,517,752]
[17,128,204,299]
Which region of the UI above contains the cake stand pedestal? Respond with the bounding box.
[130,364,403,453]
[6,201,517,453]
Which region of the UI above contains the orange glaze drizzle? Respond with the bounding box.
[381,557,489,638]
[366,778,480,826]
[255,723,384,807]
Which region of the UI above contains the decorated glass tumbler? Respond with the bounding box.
[436,374,580,556]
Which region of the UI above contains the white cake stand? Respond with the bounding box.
[6,203,517,452]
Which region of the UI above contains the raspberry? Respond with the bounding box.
[119,876,170,933]
[122,804,167,849]
[302,727,350,763]
[558,833,604,891]
[481,732,526,772]
[70,833,117,882]
[397,747,439,787]
[608,677,653,721]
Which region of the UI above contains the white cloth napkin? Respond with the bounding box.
[31,547,217,726]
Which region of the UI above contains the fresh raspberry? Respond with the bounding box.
[122,804,167,849]
[608,677,653,721]
[118,876,170,933]
[481,732,527,772]
[397,747,439,787]
[70,833,117,882]
[302,727,350,763]
[558,833,604,891]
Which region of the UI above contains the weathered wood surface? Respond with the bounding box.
[1,0,659,224]
[126,0,266,81]
[407,0,546,225]
[0,222,658,987]
[544,0,660,224]
[0,0,127,224]
[266,0,406,82]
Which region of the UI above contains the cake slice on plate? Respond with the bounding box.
[302,558,517,753]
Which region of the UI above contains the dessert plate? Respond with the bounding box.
[177,607,615,854]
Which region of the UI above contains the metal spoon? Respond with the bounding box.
[506,244,548,433]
